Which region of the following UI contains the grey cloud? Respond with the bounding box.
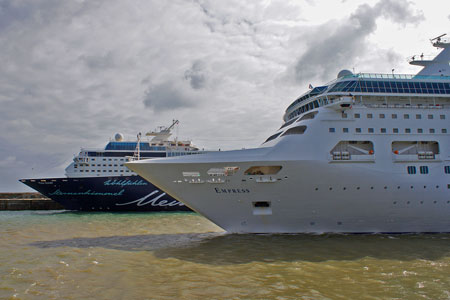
[184,60,207,89]
[294,0,424,84]
[80,52,117,70]
[143,82,198,111]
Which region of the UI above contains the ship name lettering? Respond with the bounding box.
[214,188,250,194]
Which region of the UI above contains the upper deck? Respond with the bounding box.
[284,72,450,122]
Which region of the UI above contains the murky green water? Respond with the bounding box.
[0,211,449,300]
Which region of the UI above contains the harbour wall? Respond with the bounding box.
[0,193,63,210]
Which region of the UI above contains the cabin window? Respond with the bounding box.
[343,128,349,133]
[299,111,318,121]
[367,113,373,119]
[279,117,298,130]
[404,114,409,119]
[342,113,348,118]
[368,128,374,133]
[440,115,445,120]
[429,129,435,133]
[392,114,397,119]
[445,166,450,174]
[442,129,447,133]
[417,129,423,133]
[405,128,411,133]
[329,128,335,133]
[245,166,282,175]
[428,114,433,120]
[355,113,360,118]
[416,114,421,119]
[282,125,307,136]
[381,128,386,133]
[420,166,429,174]
[264,132,283,144]
[356,128,362,133]
[379,114,385,119]
[393,128,399,133]
[407,166,416,174]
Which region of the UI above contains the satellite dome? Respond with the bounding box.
[337,69,353,78]
[114,133,124,142]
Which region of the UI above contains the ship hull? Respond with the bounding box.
[20,175,191,212]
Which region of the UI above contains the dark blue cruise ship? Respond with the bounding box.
[20,120,201,211]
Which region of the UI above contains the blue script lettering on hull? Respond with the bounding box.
[20,175,191,212]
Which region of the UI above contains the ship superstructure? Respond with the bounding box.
[21,120,201,211]
[127,36,450,233]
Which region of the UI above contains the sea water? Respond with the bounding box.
[0,211,449,299]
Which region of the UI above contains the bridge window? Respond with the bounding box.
[407,166,416,174]
[445,166,450,174]
[420,166,429,174]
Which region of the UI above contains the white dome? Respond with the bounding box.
[114,133,124,142]
[337,69,353,78]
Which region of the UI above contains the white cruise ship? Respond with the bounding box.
[127,36,450,233]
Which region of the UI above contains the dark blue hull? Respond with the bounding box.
[20,176,191,212]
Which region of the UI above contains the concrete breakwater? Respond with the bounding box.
[0,193,63,210]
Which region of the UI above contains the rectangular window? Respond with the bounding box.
[429,128,435,133]
[392,114,397,119]
[417,128,423,133]
[343,128,349,133]
[379,114,385,119]
[393,128,399,133]
[440,115,445,120]
[420,166,429,174]
[405,128,411,133]
[381,128,386,133]
[356,128,362,133]
[367,113,373,119]
[404,114,409,119]
[355,113,360,118]
[342,113,348,118]
[442,129,448,133]
[428,114,433,119]
[329,128,335,133]
[368,128,374,133]
[416,114,421,119]
[407,166,416,174]
[444,166,450,174]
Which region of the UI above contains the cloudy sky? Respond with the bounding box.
[0,0,448,192]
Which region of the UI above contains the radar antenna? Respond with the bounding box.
[430,33,446,42]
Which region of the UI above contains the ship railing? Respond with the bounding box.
[407,55,435,63]
[340,72,450,80]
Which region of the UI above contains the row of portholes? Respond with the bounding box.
[314,185,443,191]
[392,200,450,204]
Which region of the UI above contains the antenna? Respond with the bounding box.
[430,33,446,42]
